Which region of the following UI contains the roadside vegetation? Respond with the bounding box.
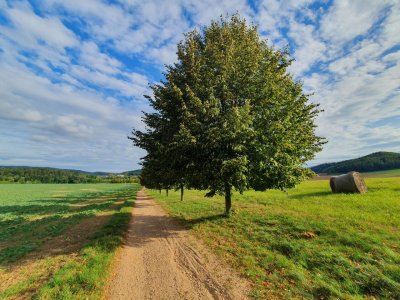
[150,177,400,299]
[0,183,139,299]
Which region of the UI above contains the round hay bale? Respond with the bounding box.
[329,176,336,192]
[329,171,367,193]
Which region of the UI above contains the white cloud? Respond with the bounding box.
[79,42,122,74]
[382,50,400,63]
[55,115,94,137]
[256,0,313,39]
[2,1,78,49]
[0,2,148,171]
[307,52,400,164]
[42,0,132,41]
[68,64,149,98]
[320,0,389,46]
[185,0,252,24]
[42,0,187,65]
[378,3,400,49]
[288,21,326,74]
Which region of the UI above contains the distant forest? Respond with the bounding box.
[0,167,141,184]
[3,152,399,182]
[311,152,400,174]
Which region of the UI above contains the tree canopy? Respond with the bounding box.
[130,15,325,215]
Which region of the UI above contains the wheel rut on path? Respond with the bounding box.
[106,189,249,300]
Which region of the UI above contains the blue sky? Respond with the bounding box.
[0,0,399,172]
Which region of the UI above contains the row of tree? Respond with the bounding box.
[0,167,139,184]
[131,15,325,215]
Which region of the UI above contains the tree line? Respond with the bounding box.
[0,167,139,184]
[131,15,325,215]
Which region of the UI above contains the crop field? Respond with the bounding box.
[363,168,400,177]
[313,169,400,181]
[150,177,400,299]
[0,183,139,299]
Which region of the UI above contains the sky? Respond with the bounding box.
[0,0,399,172]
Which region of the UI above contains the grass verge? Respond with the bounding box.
[149,178,400,299]
[33,196,135,299]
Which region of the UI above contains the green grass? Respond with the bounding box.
[35,197,135,299]
[0,184,134,264]
[0,183,139,299]
[362,168,400,177]
[149,177,400,299]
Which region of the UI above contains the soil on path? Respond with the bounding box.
[106,189,249,300]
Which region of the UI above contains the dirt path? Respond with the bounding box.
[106,189,249,300]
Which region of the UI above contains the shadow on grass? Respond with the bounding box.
[33,189,128,204]
[366,187,400,193]
[0,187,138,267]
[0,190,141,300]
[289,191,332,199]
[0,189,132,216]
[165,213,228,230]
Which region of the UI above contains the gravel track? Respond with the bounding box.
[106,189,249,300]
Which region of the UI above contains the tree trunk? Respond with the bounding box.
[159,188,161,194]
[166,188,169,197]
[180,184,184,201]
[224,183,232,216]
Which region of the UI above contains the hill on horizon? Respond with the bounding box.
[0,166,141,176]
[0,166,142,183]
[311,152,400,174]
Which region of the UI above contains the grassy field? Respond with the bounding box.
[313,169,400,180]
[0,183,139,299]
[363,168,400,177]
[149,177,400,299]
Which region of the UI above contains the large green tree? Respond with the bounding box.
[131,15,325,215]
[130,66,195,199]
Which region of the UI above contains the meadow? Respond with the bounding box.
[149,177,400,299]
[363,168,400,177]
[0,183,139,299]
